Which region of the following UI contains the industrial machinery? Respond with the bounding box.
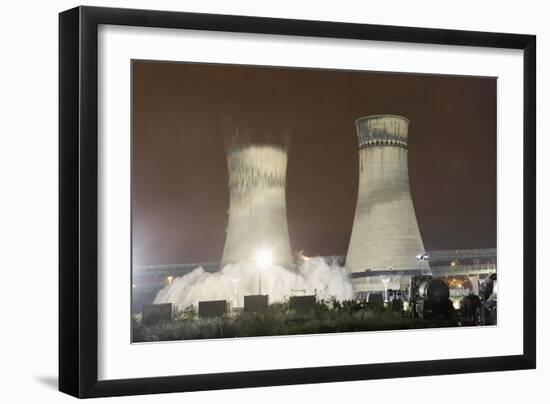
[479,287,497,326]
[244,295,269,312]
[408,275,454,319]
[289,295,317,311]
[480,272,497,301]
[474,272,497,325]
[458,272,497,326]
[198,300,229,318]
[141,303,172,326]
[366,292,385,308]
[459,294,482,325]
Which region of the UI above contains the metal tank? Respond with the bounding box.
[346,115,429,293]
[418,279,450,306]
[410,277,453,319]
[221,144,293,268]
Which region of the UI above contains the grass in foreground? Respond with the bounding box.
[132,299,458,342]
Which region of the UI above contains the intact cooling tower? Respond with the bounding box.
[221,144,293,268]
[346,115,429,292]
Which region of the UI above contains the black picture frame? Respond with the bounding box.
[59,5,536,398]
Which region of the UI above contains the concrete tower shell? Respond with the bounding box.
[221,144,293,268]
[346,115,429,284]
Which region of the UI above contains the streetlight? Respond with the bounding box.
[416,253,429,275]
[255,248,272,295]
[382,278,390,303]
[231,278,239,307]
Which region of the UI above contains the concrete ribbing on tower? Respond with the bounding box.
[346,115,429,291]
[221,144,293,268]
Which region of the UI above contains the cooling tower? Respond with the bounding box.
[346,115,429,292]
[221,144,293,268]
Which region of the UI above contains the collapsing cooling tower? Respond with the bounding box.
[221,144,293,268]
[346,115,429,287]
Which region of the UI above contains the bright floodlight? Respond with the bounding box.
[255,248,273,267]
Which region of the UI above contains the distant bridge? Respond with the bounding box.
[349,264,496,279]
[133,248,496,289]
[133,262,220,291]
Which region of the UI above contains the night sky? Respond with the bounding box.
[132,61,496,266]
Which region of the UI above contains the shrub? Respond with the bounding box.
[132,299,457,342]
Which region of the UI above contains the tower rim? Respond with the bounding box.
[354,114,410,126]
[226,142,287,155]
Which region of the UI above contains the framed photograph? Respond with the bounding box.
[59,6,536,398]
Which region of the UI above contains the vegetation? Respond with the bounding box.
[132,298,458,342]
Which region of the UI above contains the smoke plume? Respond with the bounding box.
[154,257,353,308]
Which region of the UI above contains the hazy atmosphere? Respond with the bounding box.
[132,61,496,266]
